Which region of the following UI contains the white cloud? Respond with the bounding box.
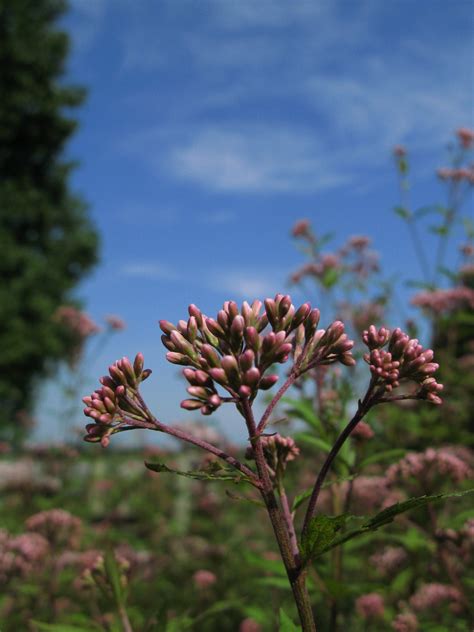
[169,126,351,193]
[120,262,180,281]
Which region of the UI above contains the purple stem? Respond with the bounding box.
[257,372,297,433]
[301,383,376,538]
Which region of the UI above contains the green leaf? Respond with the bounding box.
[359,449,407,468]
[282,397,323,432]
[279,608,301,631]
[429,224,449,236]
[313,488,474,558]
[255,576,293,590]
[437,266,459,282]
[394,206,412,219]
[301,514,348,562]
[144,460,252,484]
[104,549,125,608]
[294,433,332,453]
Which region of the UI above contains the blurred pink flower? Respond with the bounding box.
[291,219,312,238]
[55,306,100,338]
[26,509,82,547]
[387,447,473,485]
[192,569,217,589]
[370,546,407,575]
[393,145,407,158]
[239,618,262,632]
[456,127,474,149]
[355,592,385,619]
[412,287,474,314]
[351,421,374,440]
[105,314,126,330]
[409,583,463,612]
[392,612,419,631]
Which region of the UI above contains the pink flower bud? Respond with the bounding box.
[180,399,204,410]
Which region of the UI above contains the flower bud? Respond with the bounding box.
[133,353,144,377]
[181,399,204,410]
[259,374,279,390]
[166,352,192,366]
[159,320,176,335]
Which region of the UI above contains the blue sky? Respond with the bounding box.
[35,0,473,444]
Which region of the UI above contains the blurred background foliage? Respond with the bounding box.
[0,0,99,445]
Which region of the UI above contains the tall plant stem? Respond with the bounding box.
[242,398,317,632]
[302,384,375,537]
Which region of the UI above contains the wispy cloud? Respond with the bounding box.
[169,126,351,193]
[120,262,180,281]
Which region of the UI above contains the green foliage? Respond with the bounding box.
[145,459,253,485]
[313,489,474,558]
[0,0,99,442]
[279,608,301,631]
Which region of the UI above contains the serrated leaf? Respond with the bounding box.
[394,206,411,219]
[359,449,407,468]
[313,488,474,558]
[144,461,252,484]
[301,514,348,562]
[279,608,301,631]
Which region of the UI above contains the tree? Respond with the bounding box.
[0,0,99,443]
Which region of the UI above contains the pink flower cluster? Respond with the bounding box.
[105,314,126,330]
[392,612,419,632]
[409,583,463,612]
[160,296,354,412]
[55,306,100,338]
[0,530,49,583]
[436,166,474,183]
[456,127,474,149]
[247,433,300,472]
[412,286,474,314]
[25,509,82,547]
[83,353,152,446]
[387,447,473,485]
[192,569,217,589]
[370,546,407,576]
[362,326,443,403]
[351,420,374,440]
[355,592,385,619]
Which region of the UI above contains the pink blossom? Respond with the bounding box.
[392,612,419,631]
[55,306,100,338]
[387,447,473,485]
[105,314,126,330]
[347,235,372,250]
[409,583,463,612]
[192,569,217,589]
[370,546,407,575]
[291,219,312,238]
[412,286,474,314]
[393,145,407,158]
[351,421,374,440]
[239,618,262,632]
[459,243,474,257]
[456,127,474,149]
[26,509,82,547]
[355,592,385,619]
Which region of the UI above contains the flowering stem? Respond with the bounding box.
[302,385,375,538]
[129,405,258,483]
[242,398,317,632]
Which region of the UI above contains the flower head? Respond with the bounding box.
[160,296,354,414]
[83,353,152,446]
[362,326,443,404]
